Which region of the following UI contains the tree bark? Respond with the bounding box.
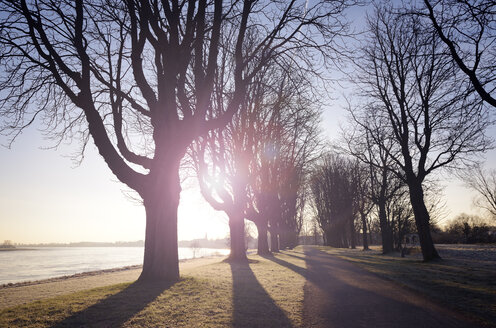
[255,221,271,255]
[360,212,369,250]
[408,180,441,261]
[270,227,280,252]
[349,215,356,249]
[228,212,247,261]
[139,166,181,282]
[378,200,394,254]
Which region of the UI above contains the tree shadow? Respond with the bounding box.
[263,248,477,328]
[229,260,293,328]
[51,280,172,328]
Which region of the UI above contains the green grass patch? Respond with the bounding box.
[0,253,306,328]
[318,245,496,327]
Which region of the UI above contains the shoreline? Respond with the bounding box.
[0,255,227,310]
[0,253,227,290]
[0,264,143,289]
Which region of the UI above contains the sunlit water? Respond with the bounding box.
[0,247,230,285]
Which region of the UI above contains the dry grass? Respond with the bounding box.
[0,252,306,328]
[2,245,492,327]
[318,244,496,327]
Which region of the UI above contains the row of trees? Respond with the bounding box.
[1,0,496,281]
[310,152,417,253]
[0,0,355,281]
[433,214,496,244]
[311,1,495,261]
[191,63,321,259]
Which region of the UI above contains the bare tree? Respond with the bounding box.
[310,153,356,248]
[353,4,491,261]
[350,160,374,250]
[387,188,414,251]
[0,0,353,281]
[463,164,496,220]
[249,82,321,252]
[343,112,404,254]
[422,0,496,107]
[194,58,321,257]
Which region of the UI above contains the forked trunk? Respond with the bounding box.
[255,221,270,255]
[408,180,441,261]
[229,213,247,261]
[140,166,181,282]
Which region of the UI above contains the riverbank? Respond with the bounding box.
[0,246,230,285]
[0,256,224,310]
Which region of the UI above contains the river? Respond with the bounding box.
[0,247,230,285]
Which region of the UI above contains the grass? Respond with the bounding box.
[1,245,494,327]
[0,252,306,328]
[318,245,496,327]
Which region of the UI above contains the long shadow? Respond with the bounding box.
[229,259,293,328]
[264,247,477,328]
[51,280,172,328]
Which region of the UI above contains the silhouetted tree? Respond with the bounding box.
[353,4,491,261]
[311,153,356,248]
[194,60,321,257]
[247,64,321,253]
[462,165,496,221]
[0,0,354,280]
[387,188,414,251]
[446,213,492,243]
[351,160,374,250]
[423,0,496,107]
[344,114,403,254]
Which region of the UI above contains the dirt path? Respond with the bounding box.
[299,246,477,328]
[0,256,221,310]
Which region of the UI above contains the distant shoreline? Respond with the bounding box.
[9,238,230,249]
[0,248,37,251]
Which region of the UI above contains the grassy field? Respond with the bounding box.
[0,253,306,328]
[319,244,496,327]
[0,245,493,327]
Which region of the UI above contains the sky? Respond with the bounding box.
[0,127,230,244]
[0,97,492,244]
[0,3,494,244]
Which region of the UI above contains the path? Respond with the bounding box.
[294,246,477,328]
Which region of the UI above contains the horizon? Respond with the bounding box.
[1,0,495,246]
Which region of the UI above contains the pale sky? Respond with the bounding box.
[0,126,230,244]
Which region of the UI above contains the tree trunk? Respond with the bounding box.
[378,201,394,254]
[140,167,181,282]
[361,212,369,250]
[228,212,247,261]
[255,221,270,255]
[408,180,441,261]
[270,227,280,252]
[349,215,356,249]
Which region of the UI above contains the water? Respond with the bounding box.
[0,247,230,285]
